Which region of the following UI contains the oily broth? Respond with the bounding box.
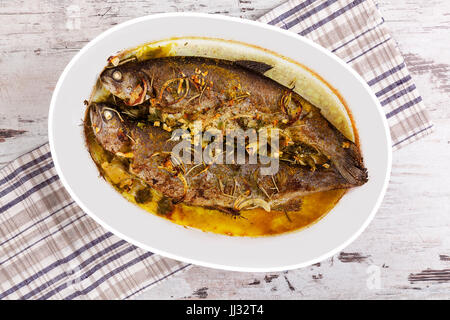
[84,39,352,237]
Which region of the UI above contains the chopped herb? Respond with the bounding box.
[157,196,174,216]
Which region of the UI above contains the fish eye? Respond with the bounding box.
[103,110,113,120]
[112,70,122,81]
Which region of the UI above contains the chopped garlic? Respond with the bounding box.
[116,152,134,158]
[110,56,120,66]
[162,123,172,132]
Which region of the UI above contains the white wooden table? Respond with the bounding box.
[1,0,449,299]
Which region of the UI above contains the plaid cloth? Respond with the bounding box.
[0,0,433,300]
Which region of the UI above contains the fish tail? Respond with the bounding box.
[335,153,368,186]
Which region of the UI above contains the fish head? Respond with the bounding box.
[89,103,131,154]
[100,66,148,106]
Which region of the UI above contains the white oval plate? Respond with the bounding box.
[49,13,391,272]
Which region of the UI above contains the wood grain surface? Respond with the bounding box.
[0,0,449,299]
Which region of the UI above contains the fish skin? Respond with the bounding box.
[90,103,360,212]
[101,57,282,114]
[100,56,367,186]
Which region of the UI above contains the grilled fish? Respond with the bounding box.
[100,56,367,186]
[90,103,365,213]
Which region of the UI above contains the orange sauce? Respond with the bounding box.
[168,189,346,236]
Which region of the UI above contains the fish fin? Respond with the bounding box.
[234,60,273,74]
[335,155,368,186]
[204,205,242,218]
